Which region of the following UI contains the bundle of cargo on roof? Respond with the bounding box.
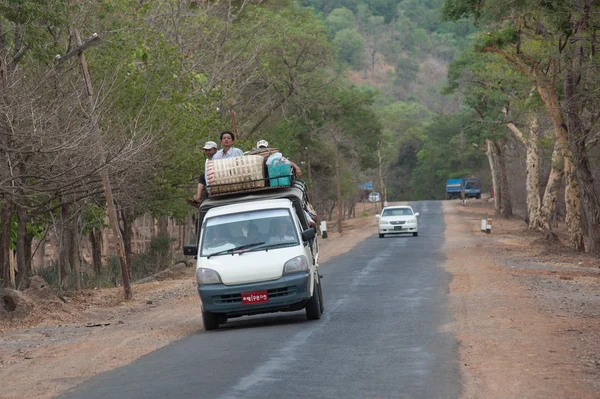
[205,153,296,197]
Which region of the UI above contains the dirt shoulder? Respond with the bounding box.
[0,203,384,399]
[444,200,600,398]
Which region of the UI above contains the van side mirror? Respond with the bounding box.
[415,212,420,217]
[183,245,198,256]
[376,214,381,219]
[302,228,316,242]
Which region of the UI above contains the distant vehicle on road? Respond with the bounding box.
[445,179,463,200]
[376,205,419,238]
[463,177,481,199]
[445,177,481,200]
[368,192,381,203]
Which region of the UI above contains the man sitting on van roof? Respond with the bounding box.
[187,140,218,207]
[213,131,244,159]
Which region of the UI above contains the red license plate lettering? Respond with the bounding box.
[241,290,269,305]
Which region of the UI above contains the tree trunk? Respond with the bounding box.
[59,204,71,291]
[486,139,501,215]
[157,215,169,238]
[377,141,386,207]
[538,139,564,230]
[0,207,3,285]
[23,227,34,281]
[495,141,513,218]
[537,81,583,244]
[371,50,376,82]
[35,237,45,272]
[507,120,542,228]
[73,28,131,299]
[564,157,584,251]
[568,137,600,253]
[119,208,133,268]
[332,131,343,233]
[89,228,103,274]
[15,206,27,289]
[1,199,13,288]
[69,215,81,291]
[564,60,600,253]
[327,201,335,221]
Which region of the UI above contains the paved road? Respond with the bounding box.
[61,200,460,399]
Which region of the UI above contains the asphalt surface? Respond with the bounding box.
[61,200,460,399]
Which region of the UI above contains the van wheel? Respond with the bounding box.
[413,232,418,237]
[379,234,384,238]
[202,310,219,331]
[317,274,324,314]
[305,277,322,320]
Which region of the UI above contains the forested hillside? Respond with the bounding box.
[300,0,485,200]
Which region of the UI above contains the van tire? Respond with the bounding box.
[379,234,384,238]
[305,276,322,320]
[317,274,324,314]
[202,310,219,331]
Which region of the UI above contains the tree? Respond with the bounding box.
[334,28,365,68]
[325,7,356,38]
[443,0,593,251]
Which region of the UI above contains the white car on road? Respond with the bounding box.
[377,206,419,238]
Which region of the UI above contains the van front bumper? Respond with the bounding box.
[198,272,311,316]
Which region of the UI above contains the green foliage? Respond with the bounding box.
[411,113,486,199]
[0,0,68,63]
[334,28,365,68]
[325,7,356,38]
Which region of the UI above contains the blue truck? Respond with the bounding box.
[446,177,481,200]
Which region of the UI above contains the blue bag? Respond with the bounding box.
[267,158,292,187]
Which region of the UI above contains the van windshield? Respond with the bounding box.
[200,208,299,257]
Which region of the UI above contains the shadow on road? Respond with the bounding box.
[200,312,309,332]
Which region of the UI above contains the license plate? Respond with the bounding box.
[242,290,268,305]
[394,226,402,230]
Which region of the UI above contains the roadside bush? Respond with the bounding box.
[32,235,175,290]
[36,262,60,289]
[130,235,174,280]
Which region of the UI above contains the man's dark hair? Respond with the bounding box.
[220,130,235,141]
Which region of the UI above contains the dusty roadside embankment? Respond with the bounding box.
[0,203,383,399]
[443,200,600,399]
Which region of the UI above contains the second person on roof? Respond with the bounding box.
[213,131,244,159]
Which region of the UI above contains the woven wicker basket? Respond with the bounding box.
[245,147,280,157]
[206,155,265,195]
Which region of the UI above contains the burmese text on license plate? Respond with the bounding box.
[242,290,268,305]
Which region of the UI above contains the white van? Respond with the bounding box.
[185,182,323,330]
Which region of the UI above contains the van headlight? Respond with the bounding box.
[196,268,222,285]
[409,218,417,223]
[283,256,309,275]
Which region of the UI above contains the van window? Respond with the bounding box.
[200,208,299,257]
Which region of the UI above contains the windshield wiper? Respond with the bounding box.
[207,242,266,259]
[256,242,297,251]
